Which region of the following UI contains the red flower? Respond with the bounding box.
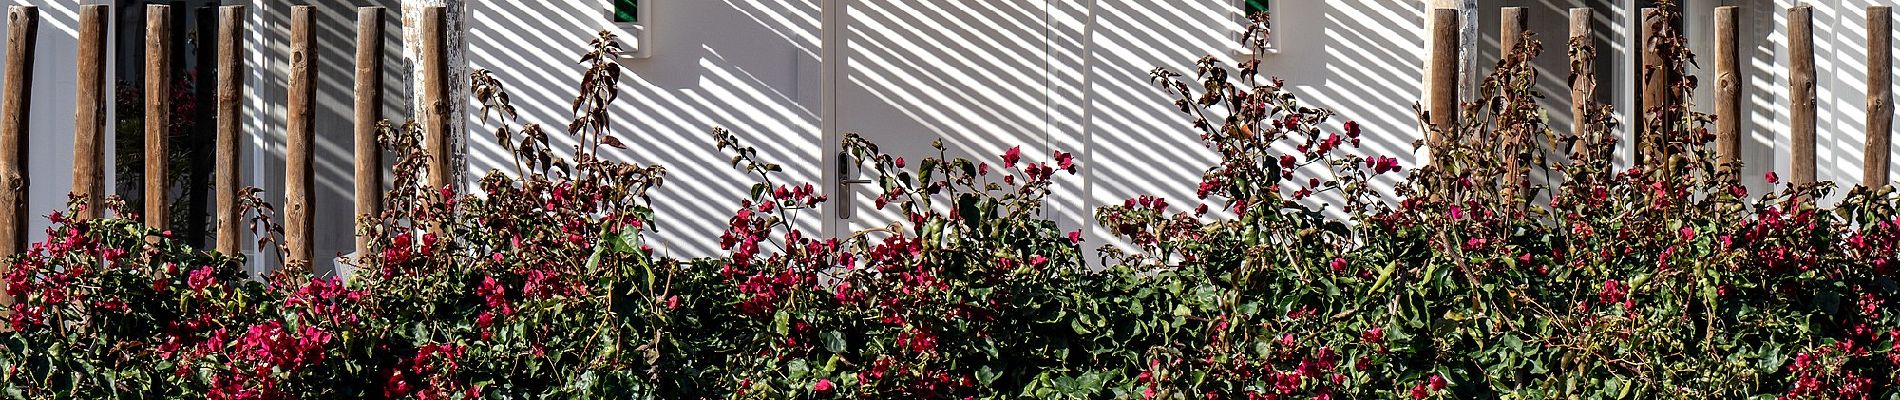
[1002,146,1022,167]
[812,378,835,393]
[480,276,514,316]
[1054,150,1076,172]
[187,266,216,293]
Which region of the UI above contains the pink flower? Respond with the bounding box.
[1361,327,1384,343]
[480,276,514,316]
[1067,230,1083,244]
[1766,171,1780,185]
[1054,151,1075,172]
[1002,146,1022,167]
[187,266,215,292]
[812,378,835,393]
[1329,257,1348,272]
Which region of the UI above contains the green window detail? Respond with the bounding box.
[613,0,638,23]
[1244,0,1269,16]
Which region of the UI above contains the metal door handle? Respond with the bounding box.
[837,152,871,220]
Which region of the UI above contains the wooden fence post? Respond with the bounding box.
[74,5,106,220]
[0,5,35,305]
[356,7,385,259]
[1640,7,1667,166]
[215,5,244,255]
[1869,6,1893,188]
[286,5,315,268]
[1790,6,1817,187]
[1715,6,1742,171]
[145,5,172,230]
[1428,8,1459,163]
[1569,8,1596,161]
[421,6,451,193]
[1500,7,1526,57]
[1500,6,1526,199]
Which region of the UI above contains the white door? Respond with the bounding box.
[829,0,1055,235]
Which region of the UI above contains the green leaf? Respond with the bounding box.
[821,331,845,353]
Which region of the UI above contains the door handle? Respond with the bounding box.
[837,151,872,220]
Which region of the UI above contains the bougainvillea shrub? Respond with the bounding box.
[6,3,1900,398]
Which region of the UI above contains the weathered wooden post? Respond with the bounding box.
[0,5,35,305]
[1428,8,1459,162]
[145,5,172,230]
[1640,7,1668,166]
[1500,6,1526,198]
[74,6,107,221]
[1715,6,1742,171]
[421,6,451,191]
[1790,6,1817,187]
[1869,6,1894,188]
[404,1,465,193]
[1569,8,1596,161]
[215,5,244,255]
[286,6,315,268]
[356,7,385,259]
[1500,7,1526,56]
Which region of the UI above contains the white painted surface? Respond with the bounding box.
[456,0,1896,257]
[0,1,1888,263]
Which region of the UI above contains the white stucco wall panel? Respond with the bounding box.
[467,0,824,257]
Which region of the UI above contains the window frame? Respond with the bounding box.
[607,0,654,58]
[1232,0,1277,55]
[615,0,641,23]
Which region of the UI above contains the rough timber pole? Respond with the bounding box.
[0,6,35,306]
[1868,6,1894,188]
[1428,9,1459,163]
[74,6,106,220]
[356,7,386,259]
[145,5,172,230]
[286,6,315,268]
[1790,6,1817,187]
[215,6,244,255]
[421,6,450,193]
[1641,7,1668,167]
[1715,6,1742,171]
[1569,8,1597,162]
[1500,6,1526,199]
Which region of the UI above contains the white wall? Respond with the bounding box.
[0,1,1887,263]
[466,0,824,258]
[454,1,1896,258]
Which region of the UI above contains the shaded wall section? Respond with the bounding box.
[249,0,406,276]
